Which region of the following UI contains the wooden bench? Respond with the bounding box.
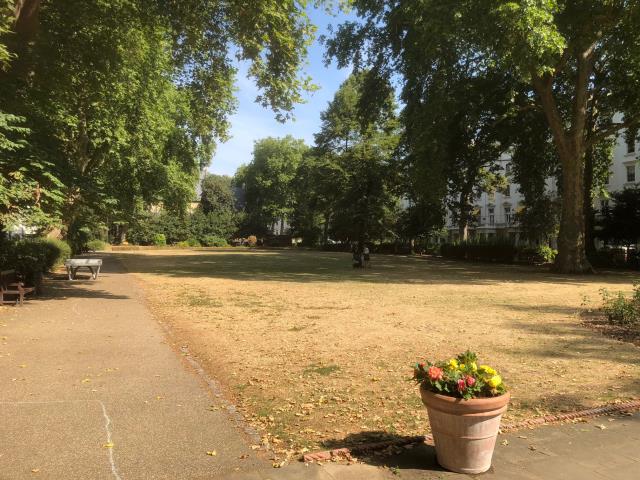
[64,258,102,280]
[0,270,35,306]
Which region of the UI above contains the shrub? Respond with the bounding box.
[536,245,557,263]
[152,233,166,246]
[440,241,517,263]
[246,235,258,247]
[600,284,640,325]
[176,238,200,248]
[42,238,71,268]
[0,238,71,286]
[85,239,109,252]
[201,235,228,247]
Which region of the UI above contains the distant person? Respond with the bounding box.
[363,244,370,268]
[352,243,363,268]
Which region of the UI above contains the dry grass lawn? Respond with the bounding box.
[117,248,640,459]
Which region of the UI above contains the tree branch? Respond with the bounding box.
[587,118,640,150]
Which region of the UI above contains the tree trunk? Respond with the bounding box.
[458,190,472,242]
[553,150,593,273]
[14,0,40,39]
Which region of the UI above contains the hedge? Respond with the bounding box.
[0,238,71,286]
[441,242,518,263]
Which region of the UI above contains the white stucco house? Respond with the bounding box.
[445,130,639,245]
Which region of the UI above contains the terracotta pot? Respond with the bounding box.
[420,386,510,474]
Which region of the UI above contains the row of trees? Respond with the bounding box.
[235,72,408,246]
[0,0,315,250]
[323,0,640,273]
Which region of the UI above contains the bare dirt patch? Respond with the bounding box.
[116,249,640,460]
[582,311,640,347]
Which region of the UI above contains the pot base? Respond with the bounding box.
[421,388,510,474]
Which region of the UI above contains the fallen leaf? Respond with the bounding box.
[103,443,114,448]
[595,424,606,430]
[206,450,217,456]
[500,440,509,446]
[528,445,537,451]
[31,469,40,473]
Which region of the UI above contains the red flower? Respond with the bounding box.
[466,375,476,387]
[418,362,426,370]
[457,378,466,392]
[428,366,443,381]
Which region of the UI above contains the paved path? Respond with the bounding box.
[226,410,640,480]
[0,257,263,479]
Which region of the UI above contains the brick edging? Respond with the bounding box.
[302,399,640,463]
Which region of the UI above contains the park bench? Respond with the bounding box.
[64,258,102,280]
[0,270,35,306]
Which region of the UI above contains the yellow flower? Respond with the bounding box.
[459,363,466,370]
[449,359,458,369]
[488,375,502,388]
[470,362,478,372]
[479,365,497,376]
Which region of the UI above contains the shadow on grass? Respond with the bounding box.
[109,250,639,287]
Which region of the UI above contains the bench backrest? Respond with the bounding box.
[0,270,18,288]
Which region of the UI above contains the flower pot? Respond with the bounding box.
[420,387,510,474]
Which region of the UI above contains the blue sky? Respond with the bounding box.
[208,6,354,177]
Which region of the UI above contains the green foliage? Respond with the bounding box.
[600,285,640,325]
[1,0,316,241]
[200,235,228,247]
[536,245,558,263]
[597,187,640,247]
[152,233,166,247]
[327,0,640,272]
[85,239,109,252]
[200,174,236,215]
[188,209,239,244]
[176,238,201,248]
[441,240,518,263]
[236,136,308,235]
[291,72,401,245]
[0,237,71,285]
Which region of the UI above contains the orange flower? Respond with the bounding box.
[428,366,444,381]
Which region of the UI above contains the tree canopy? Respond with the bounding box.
[0,0,316,244]
[326,0,640,272]
[235,136,308,235]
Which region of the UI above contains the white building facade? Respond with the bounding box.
[445,131,639,245]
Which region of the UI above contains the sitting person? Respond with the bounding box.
[352,244,363,268]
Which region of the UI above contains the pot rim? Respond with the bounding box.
[420,385,510,415]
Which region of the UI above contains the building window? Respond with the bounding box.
[488,207,495,226]
[626,164,636,182]
[600,199,609,213]
[504,184,511,197]
[505,164,511,175]
[626,132,636,153]
[505,206,512,224]
[488,191,495,202]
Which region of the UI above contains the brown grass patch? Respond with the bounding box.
[117,249,640,457]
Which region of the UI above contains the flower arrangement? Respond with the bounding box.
[413,350,506,400]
